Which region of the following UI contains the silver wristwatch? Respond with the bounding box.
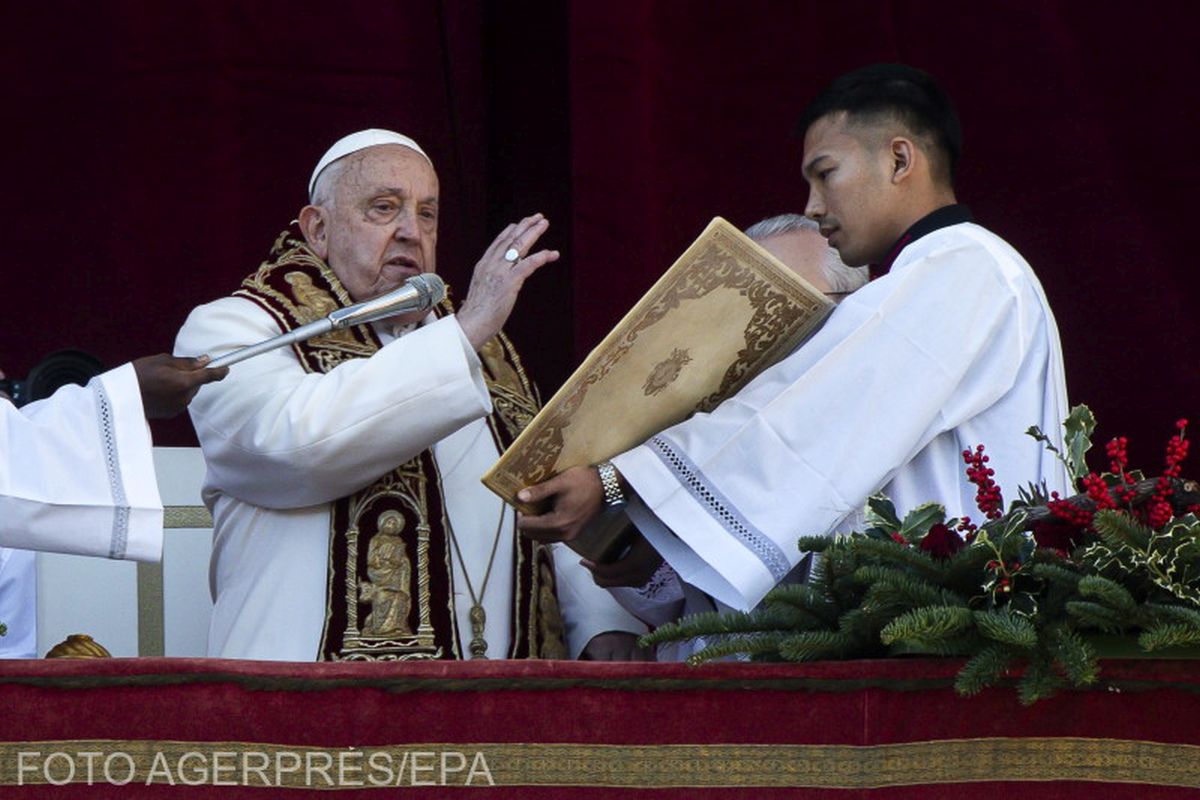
[595,461,626,507]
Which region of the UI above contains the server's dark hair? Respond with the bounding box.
[797,64,962,184]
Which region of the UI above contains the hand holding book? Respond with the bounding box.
[487,217,834,561]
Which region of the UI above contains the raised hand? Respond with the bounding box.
[455,213,559,351]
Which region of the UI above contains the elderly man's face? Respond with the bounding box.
[757,229,835,294]
[315,145,439,303]
[802,112,899,268]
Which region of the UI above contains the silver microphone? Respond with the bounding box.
[208,273,446,368]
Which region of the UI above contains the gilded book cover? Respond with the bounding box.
[483,216,833,545]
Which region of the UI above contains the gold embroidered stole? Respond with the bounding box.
[234,225,566,660]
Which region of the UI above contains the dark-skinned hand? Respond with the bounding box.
[133,354,228,419]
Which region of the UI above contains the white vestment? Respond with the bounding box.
[177,298,643,661]
[0,548,35,657]
[1,364,163,561]
[612,221,1070,614]
[1,364,163,657]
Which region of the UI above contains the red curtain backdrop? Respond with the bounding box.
[568,1,1200,466]
[2,1,1198,466]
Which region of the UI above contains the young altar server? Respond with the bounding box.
[519,64,1071,648]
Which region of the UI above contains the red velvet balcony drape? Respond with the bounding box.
[2,658,1200,797]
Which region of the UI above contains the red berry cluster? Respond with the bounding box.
[1081,472,1117,510]
[1165,420,1190,478]
[984,559,1022,594]
[1106,436,1129,474]
[1146,500,1174,530]
[1047,490,1094,528]
[1143,419,1190,530]
[962,445,1004,520]
[957,515,978,538]
[1102,435,1139,505]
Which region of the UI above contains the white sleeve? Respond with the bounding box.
[0,363,163,562]
[614,241,1030,610]
[176,297,494,508]
[0,548,37,657]
[550,544,647,659]
[605,558,688,628]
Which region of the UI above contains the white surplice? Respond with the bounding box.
[1,364,163,562]
[612,221,1070,614]
[1,364,163,657]
[0,548,36,657]
[177,298,643,661]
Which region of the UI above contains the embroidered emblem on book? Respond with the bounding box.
[643,348,693,397]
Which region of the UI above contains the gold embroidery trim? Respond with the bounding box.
[1,738,1198,788]
[163,506,212,529]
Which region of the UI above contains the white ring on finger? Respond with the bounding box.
[503,247,520,263]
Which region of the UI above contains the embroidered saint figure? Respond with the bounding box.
[358,510,413,636]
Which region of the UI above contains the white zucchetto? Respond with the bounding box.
[308,129,431,200]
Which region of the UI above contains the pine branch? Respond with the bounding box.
[1018,655,1067,705]
[797,535,836,554]
[854,566,965,611]
[942,545,997,592]
[1138,623,1200,652]
[685,633,791,665]
[1076,574,1138,613]
[1141,603,1200,629]
[973,610,1038,648]
[762,583,839,626]
[879,606,973,645]
[1064,600,1127,633]
[777,631,860,662]
[888,633,978,657]
[850,537,943,581]
[861,582,955,617]
[802,556,835,597]
[836,608,879,640]
[1028,562,1084,589]
[1048,627,1099,687]
[639,606,810,647]
[1092,510,1153,551]
[954,643,1017,696]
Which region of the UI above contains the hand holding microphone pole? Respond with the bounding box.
[207,273,446,369]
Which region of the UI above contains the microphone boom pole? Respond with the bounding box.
[207,274,445,369]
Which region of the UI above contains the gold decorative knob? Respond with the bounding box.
[45,634,112,659]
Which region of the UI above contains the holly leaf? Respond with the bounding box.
[1008,591,1039,617]
[866,495,901,532]
[1018,535,1037,564]
[900,502,946,539]
[1063,405,1097,482]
